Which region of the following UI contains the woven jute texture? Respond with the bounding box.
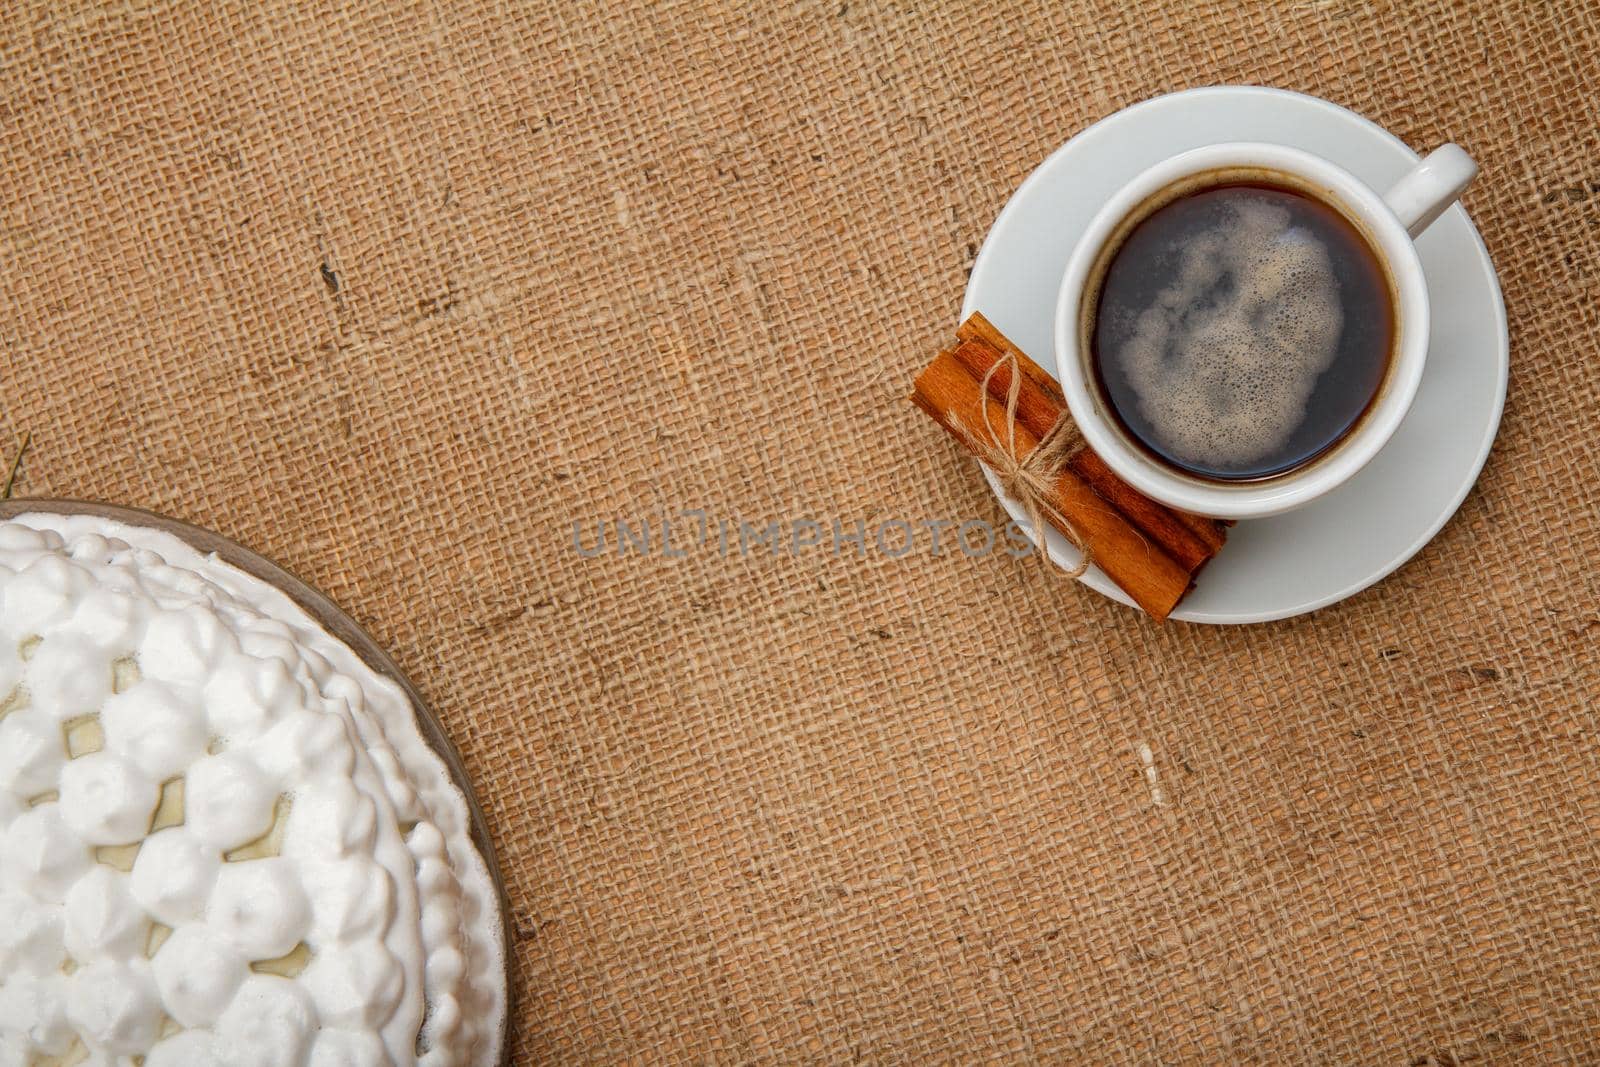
[3,1,1599,1062]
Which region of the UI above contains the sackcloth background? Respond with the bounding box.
[3,1,1599,1062]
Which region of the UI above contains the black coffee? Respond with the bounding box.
[1089,178,1394,481]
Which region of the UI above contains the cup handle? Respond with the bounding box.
[1381,143,1478,238]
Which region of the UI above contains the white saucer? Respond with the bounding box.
[962,86,1507,624]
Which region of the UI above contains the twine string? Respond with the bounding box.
[950,354,1090,578]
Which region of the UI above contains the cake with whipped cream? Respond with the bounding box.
[0,513,505,1067]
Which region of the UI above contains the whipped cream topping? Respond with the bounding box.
[0,514,504,1067]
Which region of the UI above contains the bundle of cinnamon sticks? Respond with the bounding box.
[911,313,1228,621]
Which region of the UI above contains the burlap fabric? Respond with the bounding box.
[3,1,1598,1062]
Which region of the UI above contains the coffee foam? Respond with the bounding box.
[1107,194,1344,472]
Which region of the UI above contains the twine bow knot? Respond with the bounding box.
[950,354,1090,578]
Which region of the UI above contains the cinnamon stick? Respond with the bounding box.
[955,312,1065,404]
[946,338,1216,574]
[1172,508,1227,553]
[945,340,1062,447]
[912,350,1194,621]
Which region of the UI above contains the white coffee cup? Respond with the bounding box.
[1052,141,1477,519]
